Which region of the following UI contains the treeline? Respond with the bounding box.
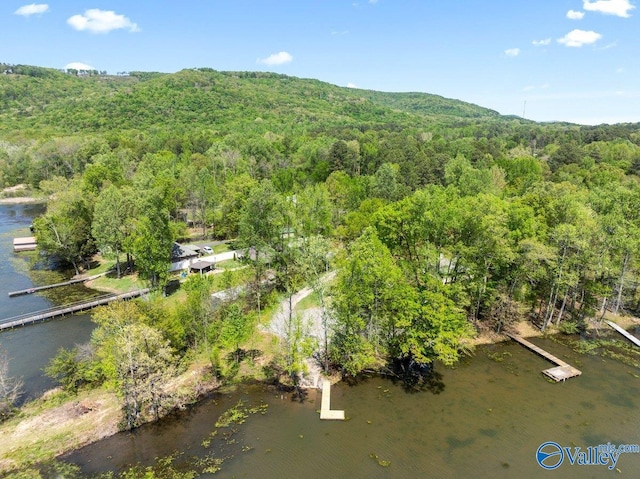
[2,65,640,414]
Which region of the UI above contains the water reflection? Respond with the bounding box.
[0,203,97,401]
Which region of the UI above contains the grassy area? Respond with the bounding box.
[213,243,232,254]
[87,273,146,294]
[0,388,120,473]
[294,290,321,312]
[210,268,254,293]
[216,259,244,270]
[0,356,223,475]
[85,256,118,275]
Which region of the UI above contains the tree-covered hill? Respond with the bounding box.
[0,65,500,138]
[4,62,640,418]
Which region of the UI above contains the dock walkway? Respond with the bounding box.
[7,273,107,297]
[0,289,150,331]
[320,380,345,420]
[505,333,581,382]
[605,320,640,347]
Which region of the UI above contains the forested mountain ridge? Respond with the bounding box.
[3,61,640,426]
[0,65,500,138]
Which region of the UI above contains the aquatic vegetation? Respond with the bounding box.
[370,452,391,467]
[215,400,249,428]
[486,349,512,362]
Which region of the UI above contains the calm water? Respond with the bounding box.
[67,337,640,478]
[0,203,96,401]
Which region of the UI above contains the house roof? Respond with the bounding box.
[172,242,200,260]
[190,260,214,271]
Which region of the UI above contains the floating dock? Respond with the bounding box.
[0,289,150,331]
[505,333,582,382]
[13,236,36,252]
[605,320,640,347]
[320,380,345,420]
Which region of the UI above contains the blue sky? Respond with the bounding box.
[2,0,639,125]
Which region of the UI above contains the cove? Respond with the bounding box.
[65,335,640,478]
[0,203,97,402]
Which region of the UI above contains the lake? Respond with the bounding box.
[66,335,640,478]
[0,203,96,402]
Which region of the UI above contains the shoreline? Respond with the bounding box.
[0,196,46,205]
[0,361,221,474]
[2,314,638,474]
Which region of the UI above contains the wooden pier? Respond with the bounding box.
[7,273,106,297]
[0,289,150,331]
[605,320,640,347]
[13,236,36,252]
[505,333,582,382]
[320,380,345,420]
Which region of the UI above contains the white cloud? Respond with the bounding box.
[583,0,635,17]
[504,48,520,57]
[599,41,618,49]
[369,0,379,3]
[567,9,585,19]
[532,38,552,46]
[257,51,293,66]
[347,83,358,88]
[617,67,624,73]
[67,9,140,33]
[558,29,602,47]
[331,30,349,36]
[14,4,49,16]
[65,62,94,71]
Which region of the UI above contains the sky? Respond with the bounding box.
[2,0,639,125]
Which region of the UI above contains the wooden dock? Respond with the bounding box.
[0,289,150,331]
[605,320,640,347]
[505,333,581,382]
[7,273,106,297]
[13,236,36,252]
[320,380,345,420]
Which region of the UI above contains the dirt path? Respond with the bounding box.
[266,272,335,389]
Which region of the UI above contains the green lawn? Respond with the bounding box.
[213,243,232,254]
[216,259,243,269]
[294,291,321,312]
[209,267,253,292]
[90,274,146,293]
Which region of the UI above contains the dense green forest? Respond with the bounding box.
[3,63,640,427]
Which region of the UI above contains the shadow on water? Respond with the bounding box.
[342,360,446,395]
[391,358,446,394]
[392,368,445,394]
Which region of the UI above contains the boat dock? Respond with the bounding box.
[505,333,582,382]
[13,236,36,252]
[605,320,640,347]
[7,273,106,297]
[320,380,345,420]
[0,289,150,331]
